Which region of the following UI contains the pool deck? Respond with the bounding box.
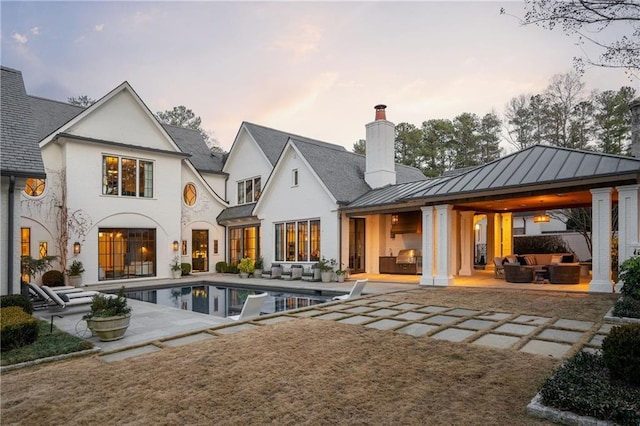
[31,271,596,359]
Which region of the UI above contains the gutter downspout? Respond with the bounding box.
[337,209,343,273]
[8,175,15,294]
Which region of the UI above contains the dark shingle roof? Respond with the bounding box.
[407,144,640,200]
[292,138,427,204]
[1,67,45,178]
[242,122,347,166]
[29,96,83,140]
[162,124,224,174]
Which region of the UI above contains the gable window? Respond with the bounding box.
[102,155,153,198]
[24,178,46,197]
[274,219,320,262]
[183,183,197,206]
[292,169,298,187]
[237,177,261,205]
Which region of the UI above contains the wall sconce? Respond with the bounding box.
[533,213,551,223]
[391,214,399,225]
[73,242,81,255]
[172,240,179,251]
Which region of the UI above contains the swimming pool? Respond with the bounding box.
[124,284,332,318]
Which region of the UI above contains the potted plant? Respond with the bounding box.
[253,256,264,277]
[170,256,182,279]
[318,257,336,283]
[335,268,346,283]
[67,260,85,287]
[83,287,132,341]
[238,257,254,278]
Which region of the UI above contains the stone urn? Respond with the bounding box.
[86,313,131,342]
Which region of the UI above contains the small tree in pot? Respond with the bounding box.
[238,257,254,278]
[67,260,85,287]
[318,257,336,283]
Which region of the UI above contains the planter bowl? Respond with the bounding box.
[87,313,131,342]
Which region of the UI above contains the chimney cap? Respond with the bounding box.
[374,104,387,121]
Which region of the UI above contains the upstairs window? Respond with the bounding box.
[102,155,153,198]
[183,183,197,206]
[292,169,299,187]
[237,177,261,205]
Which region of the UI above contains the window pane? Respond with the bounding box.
[20,228,30,256]
[310,220,320,261]
[24,178,46,197]
[254,178,261,201]
[297,221,308,261]
[237,181,245,204]
[286,222,296,262]
[103,156,119,195]
[121,158,137,196]
[243,227,256,259]
[246,180,253,203]
[139,161,153,198]
[274,223,284,262]
[229,228,242,265]
[183,183,197,206]
[98,228,156,280]
[39,242,48,259]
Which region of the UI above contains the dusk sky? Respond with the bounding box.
[2,1,637,152]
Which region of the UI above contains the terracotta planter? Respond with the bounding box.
[86,313,131,342]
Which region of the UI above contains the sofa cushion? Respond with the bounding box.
[550,254,563,264]
[561,254,575,263]
[522,255,537,266]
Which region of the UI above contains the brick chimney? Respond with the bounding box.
[631,98,640,158]
[365,104,396,188]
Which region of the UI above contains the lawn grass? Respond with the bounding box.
[1,287,622,425]
[0,319,93,366]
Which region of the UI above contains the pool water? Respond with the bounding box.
[125,284,331,318]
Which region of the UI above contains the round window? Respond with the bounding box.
[24,178,46,197]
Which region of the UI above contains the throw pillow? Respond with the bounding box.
[523,255,537,265]
[59,292,70,302]
[561,254,574,263]
[550,254,563,264]
[516,256,526,265]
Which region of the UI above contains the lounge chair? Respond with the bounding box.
[40,285,96,309]
[41,285,103,299]
[228,293,268,321]
[281,264,303,280]
[261,263,282,279]
[332,279,368,301]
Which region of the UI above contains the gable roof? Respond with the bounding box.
[406,144,640,201]
[241,122,348,166]
[291,137,428,205]
[29,96,83,141]
[0,66,45,178]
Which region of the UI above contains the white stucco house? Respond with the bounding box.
[3,65,640,295]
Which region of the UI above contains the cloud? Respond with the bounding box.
[12,32,28,44]
[30,27,39,35]
[95,24,104,32]
[270,23,322,61]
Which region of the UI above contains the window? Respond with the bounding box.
[292,169,299,186]
[39,242,48,259]
[274,219,320,262]
[237,177,261,204]
[192,230,209,272]
[102,155,153,198]
[20,228,30,257]
[98,228,156,280]
[24,178,46,197]
[228,226,260,265]
[181,240,188,256]
[183,183,197,206]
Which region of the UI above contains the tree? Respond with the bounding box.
[594,86,637,155]
[156,105,222,152]
[421,119,455,177]
[352,139,366,155]
[504,94,537,150]
[502,0,640,77]
[394,122,423,169]
[67,95,96,107]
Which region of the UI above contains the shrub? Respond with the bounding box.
[227,264,239,274]
[539,351,640,425]
[82,287,131,320]
[215,261,228,273]
[601,323,640,386]
[0,294,34,315]
[613,297,640,319]
[180,263,191,276]
[238,257,255,274]
[619,255,640,300]
[0,307,39,351]
[513,235,570,254]
[41,270,64,287]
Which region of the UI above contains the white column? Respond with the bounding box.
[420,206,435,286]
[459,211,475,276]
[590,188,613,293]
[501,213,513,255]
[450,211,459,276]
[617,185,640,265]
[434,204,454,286]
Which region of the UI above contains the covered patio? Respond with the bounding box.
[341,145,640,293]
